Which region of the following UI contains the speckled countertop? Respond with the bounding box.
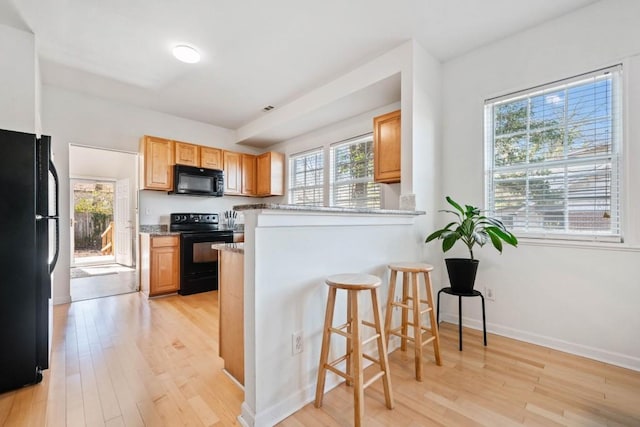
[211,243,244,254]
[139,225,181,236]
[233,203,425,216]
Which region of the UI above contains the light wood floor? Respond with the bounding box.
[1,291,639,426]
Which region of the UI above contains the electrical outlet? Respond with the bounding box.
[485,287,495,301]
[292,331,303,355]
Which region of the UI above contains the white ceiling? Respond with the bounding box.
[5,0,598,139]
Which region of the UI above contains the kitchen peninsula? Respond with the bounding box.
[231,204,425,427]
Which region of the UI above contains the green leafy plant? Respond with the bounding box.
[425,196,518,260]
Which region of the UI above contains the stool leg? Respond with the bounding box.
[370,288,394,410]
[401,272,409,351]
[383,268,398,350]
[315,287,337,407]
[350,289,364,427]
[481,293,487,346]
[458,295,463,351]
[346,290,353,386]
[411,272,423,381]
[422,272,442,366]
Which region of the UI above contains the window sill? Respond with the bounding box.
[518,237,640,252]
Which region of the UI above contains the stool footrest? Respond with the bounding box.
[420,307,433,315]
[391,302,411,310]
[405,296,429,305]
[363,371,385,390]
[361,320,377,329]
[325,363,351,381]
[389,329,416,343]
[420,336,436,347]
[329,326,349,338]
[363,353,380,365]
[362,333,381,346]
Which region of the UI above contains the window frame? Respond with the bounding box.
[288,147,325,207]
[329,133,381,209]
[287,133,382,209]
[484,65,623,243]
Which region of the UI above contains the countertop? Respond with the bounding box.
[233,203,425,216]
[211,243,244,254]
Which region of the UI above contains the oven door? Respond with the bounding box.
[179,231,233,295]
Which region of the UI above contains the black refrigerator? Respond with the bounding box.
[0,128,59,393]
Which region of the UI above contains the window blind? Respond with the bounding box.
[484,65,622,241]
[330,134,380,208]
[289,148,324,206]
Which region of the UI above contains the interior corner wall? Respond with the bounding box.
[41,85,244,304]
[0,24,36,134]
[440,0,640,370]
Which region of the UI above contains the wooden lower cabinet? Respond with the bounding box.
[140,234,180,297]
[218,249,244,385]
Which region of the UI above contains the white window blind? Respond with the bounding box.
[289,148,324,206]
[330,134,380,208]
[485,65,622,241]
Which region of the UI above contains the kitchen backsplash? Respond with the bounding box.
[138,190,252,226]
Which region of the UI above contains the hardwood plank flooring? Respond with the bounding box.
[1,291,639,426]
[282,324,640,426]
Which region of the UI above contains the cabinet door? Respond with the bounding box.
[141,136,174,190]
[256,151,284,196]
[201,147,222,169]
[175,141,200,166]
[150,245,179,295]
[242,154,257,196]
[223,151,242,195]
[373,110,401,183]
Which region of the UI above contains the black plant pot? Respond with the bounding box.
[445,258,480,294]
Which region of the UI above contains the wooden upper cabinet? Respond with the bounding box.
[241,154,257,196]
[373,110,401,183]
[256,151,284,197]
[140,135,174,191]
[175,141,200,166]
[223,151,242,195]
[201,147,223,169]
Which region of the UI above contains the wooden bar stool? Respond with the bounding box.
[315,273,394,427]
[384,262,442,381]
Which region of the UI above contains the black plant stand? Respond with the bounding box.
[436,287,487,351]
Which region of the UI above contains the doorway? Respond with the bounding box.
[69,145,138,301]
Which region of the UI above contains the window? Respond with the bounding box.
[485,65,622,241]
[330,134,380,208]
[289,149,324,206]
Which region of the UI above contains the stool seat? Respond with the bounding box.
[387,262,434,273]
[326,273,381,290]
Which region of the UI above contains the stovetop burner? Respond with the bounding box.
[170,212,220,232]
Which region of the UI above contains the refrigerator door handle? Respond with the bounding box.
[49,160,60,274]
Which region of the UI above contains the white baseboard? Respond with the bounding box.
[438,313,640,372]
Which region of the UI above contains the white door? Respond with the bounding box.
[115,178,133,266]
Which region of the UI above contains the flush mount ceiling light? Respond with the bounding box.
[172,44,201,64]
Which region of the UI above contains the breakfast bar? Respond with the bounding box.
[231,204,425,427]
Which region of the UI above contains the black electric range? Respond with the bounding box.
[170,213,233,295]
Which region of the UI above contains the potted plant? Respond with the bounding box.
[425,196,518,294]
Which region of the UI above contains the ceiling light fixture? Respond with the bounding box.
[172,45,201,64]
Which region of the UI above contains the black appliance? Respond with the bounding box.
[171,165,224,197]
[0,129,59,393]
[170,213,233,295]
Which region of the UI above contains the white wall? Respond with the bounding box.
[0,24,36,133]
[440,0,640,369]
[41,86,256,304]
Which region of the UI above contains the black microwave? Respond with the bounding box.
[171,165,224,197]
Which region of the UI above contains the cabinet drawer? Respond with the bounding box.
[151,236,179,248]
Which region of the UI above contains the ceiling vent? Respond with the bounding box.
[262,105,275,112]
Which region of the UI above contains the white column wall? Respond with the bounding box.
[440,0,640,369]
